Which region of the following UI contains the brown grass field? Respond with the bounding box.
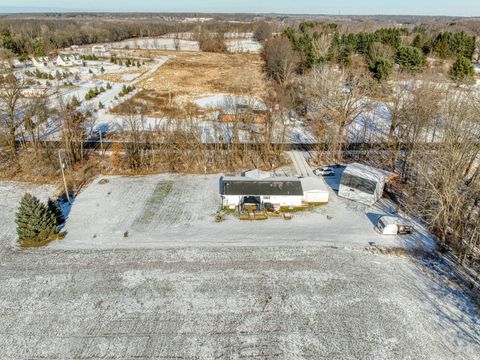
[110,50,267,118]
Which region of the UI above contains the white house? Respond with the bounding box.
[220,176,304,210]
[32,56,50,67]
[300,177,329,204]
[55,52,84,67]
[338,163,387,205]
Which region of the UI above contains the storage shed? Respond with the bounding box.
[300,177,329,204]
[338,163,387,205]
[220,176,303,210]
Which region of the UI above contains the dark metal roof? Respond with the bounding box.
[220,177,303,196]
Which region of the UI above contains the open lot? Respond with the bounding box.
[0,175,479,359]
[52,172,435,250]
[112,51,267,118]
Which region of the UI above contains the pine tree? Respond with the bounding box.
[449,56,475,84]
[16,193,58,243]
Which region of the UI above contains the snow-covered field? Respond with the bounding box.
[109,38,200,51]
[107,36,261,53]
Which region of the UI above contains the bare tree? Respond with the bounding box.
[405,89,480,266]
[396,82,443,182]
[57,96,91,164]
[122,102,147,170]
[254,21,273,42]
[0,72,26,157]
[301,65,372,161]
[19,92,52,152]
[262,37,298,89]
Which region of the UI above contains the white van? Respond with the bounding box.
[376,216,413,235]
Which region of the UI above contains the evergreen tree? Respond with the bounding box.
[16,193,57,243]
[70,96,80,108]
[368,57,393,81]
[395,46,427,72]
[449,56,475,84]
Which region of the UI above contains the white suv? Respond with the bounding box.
[313,167,335,176]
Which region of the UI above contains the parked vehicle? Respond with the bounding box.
[376,216,413,235]
[313,167,335,176]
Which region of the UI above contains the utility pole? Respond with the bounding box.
[58,150,70,203]
[99,129,104,156]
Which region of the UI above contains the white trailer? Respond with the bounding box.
[376,216,413,235]
[338,163,387,205]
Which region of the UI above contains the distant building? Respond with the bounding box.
[220,176,304,210]
[55,52,83,67]
[31,56,50,67]
[338,163,388,205]
[92,44,110,55]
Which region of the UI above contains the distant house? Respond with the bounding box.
[220,176,304,210]
[32,56,50,67]
[92,44,110,55]
[338,163,388,205]
[55,52,84,67]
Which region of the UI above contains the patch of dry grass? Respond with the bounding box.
[136,51,266,99]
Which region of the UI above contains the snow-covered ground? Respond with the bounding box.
[193,94,267,111]
[226,38,262,53]
[109,38,200,51]
[51,171,435,251]
[107,36,261,53]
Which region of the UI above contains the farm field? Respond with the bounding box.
[0,242,479,358]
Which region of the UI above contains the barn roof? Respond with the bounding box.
[220,176,303,196]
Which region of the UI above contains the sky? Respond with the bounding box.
[0,0,479,17]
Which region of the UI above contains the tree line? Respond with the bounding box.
[279,22,476,83]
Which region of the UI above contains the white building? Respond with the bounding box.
[55,52,84,67]
[300,177,329,204]
[338,163,387,205]
[220,176,304,210]
[31,56,50,67]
